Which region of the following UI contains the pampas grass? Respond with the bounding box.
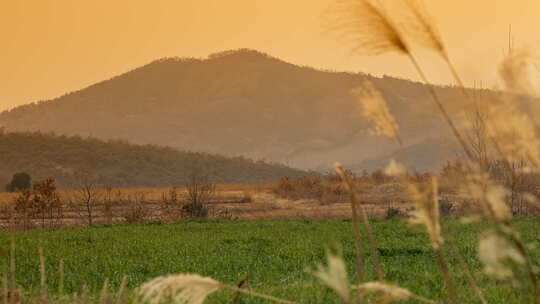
[138,274,221,304]
[137,274,296,304]
[308,251,351,304]
[352,81,402,145]
[328,0,408,56]
[356,282,436,304]
[478,230,526,280]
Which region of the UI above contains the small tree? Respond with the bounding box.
[6,172,31,192]
[71,171,102,227]
[32,178,63,229]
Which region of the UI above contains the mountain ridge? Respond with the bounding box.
[0,48,489,171]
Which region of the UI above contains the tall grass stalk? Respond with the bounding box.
[39,248,46,299]
[9,238,15,294]
[335,163,384,282]
[58,259,64,295]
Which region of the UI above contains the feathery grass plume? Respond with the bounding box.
[464,167,512,221]
[352,81,402,145]
[407,177,458,304]
[500,49,539,97]
[356,282,436,304]
[138,274,296,304]
[408,178,442,249]
[483,97,540,168]
[329,0,473,160]
[478,230,526,280]
[384,159,407,177]
[138,274,220,304]
[328,0,408,56]
[308,251,351,304]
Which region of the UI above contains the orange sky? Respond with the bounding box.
[1,0,539,112]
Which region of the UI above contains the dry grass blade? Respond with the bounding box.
[356,282,436,304]
[352,81,402,145]
[115,276,128,304]
[138,274,221,304]
[335,163,365,291]
[58,260,64,296]
[408,177,458,304]
[308,251,351,304]
[38,248,46,298]
[328,0,408,56]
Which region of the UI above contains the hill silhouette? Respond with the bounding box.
[0,49,499,170]
[0,131,313,189]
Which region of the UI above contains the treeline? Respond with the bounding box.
[0,131,315,189]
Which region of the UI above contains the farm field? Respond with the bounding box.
[3,218,540,303]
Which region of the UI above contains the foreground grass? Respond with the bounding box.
[1,218,539,303]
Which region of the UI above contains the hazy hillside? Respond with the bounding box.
[0,131,313,189]
[0,49,494,170]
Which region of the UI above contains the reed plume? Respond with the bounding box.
[329,0,473,160]
[138,274,220,304]
[383,159,407,177]
[499,49,539,97]
[478,230,525,280]
[408,178,442,249]
[329,0,408,56]
[356,282,436,304]
[309,251,351,304]
[352,81,402,145]
[138,274,296,304]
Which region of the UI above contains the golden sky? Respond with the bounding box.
[1,0,539,111]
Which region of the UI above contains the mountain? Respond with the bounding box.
[0,131,313,189]
[0,49,495,170]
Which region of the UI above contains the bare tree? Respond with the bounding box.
[72,171,102,226]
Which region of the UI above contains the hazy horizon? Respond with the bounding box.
[2,0,539,112]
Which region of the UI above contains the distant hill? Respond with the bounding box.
[0,49,502,170]
[0,131,314,189]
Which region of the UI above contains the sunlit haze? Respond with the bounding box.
[1,0,539,111]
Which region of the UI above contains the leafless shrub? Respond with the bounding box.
[158,187,184,222]
[183,169,215,218]
[120,192,151,223]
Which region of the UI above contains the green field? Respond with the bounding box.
[2,218,540,303]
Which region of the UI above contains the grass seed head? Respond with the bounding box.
[308,250,351,303]
[137,274,221,304]
[499,49,539,97]
[478,230,526,280]
[352,81,402,144]
[384,159,407,177]
[327,0,409,56]
[357,282,413,303]
[465,169,512,221]
[409,177,443,249]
